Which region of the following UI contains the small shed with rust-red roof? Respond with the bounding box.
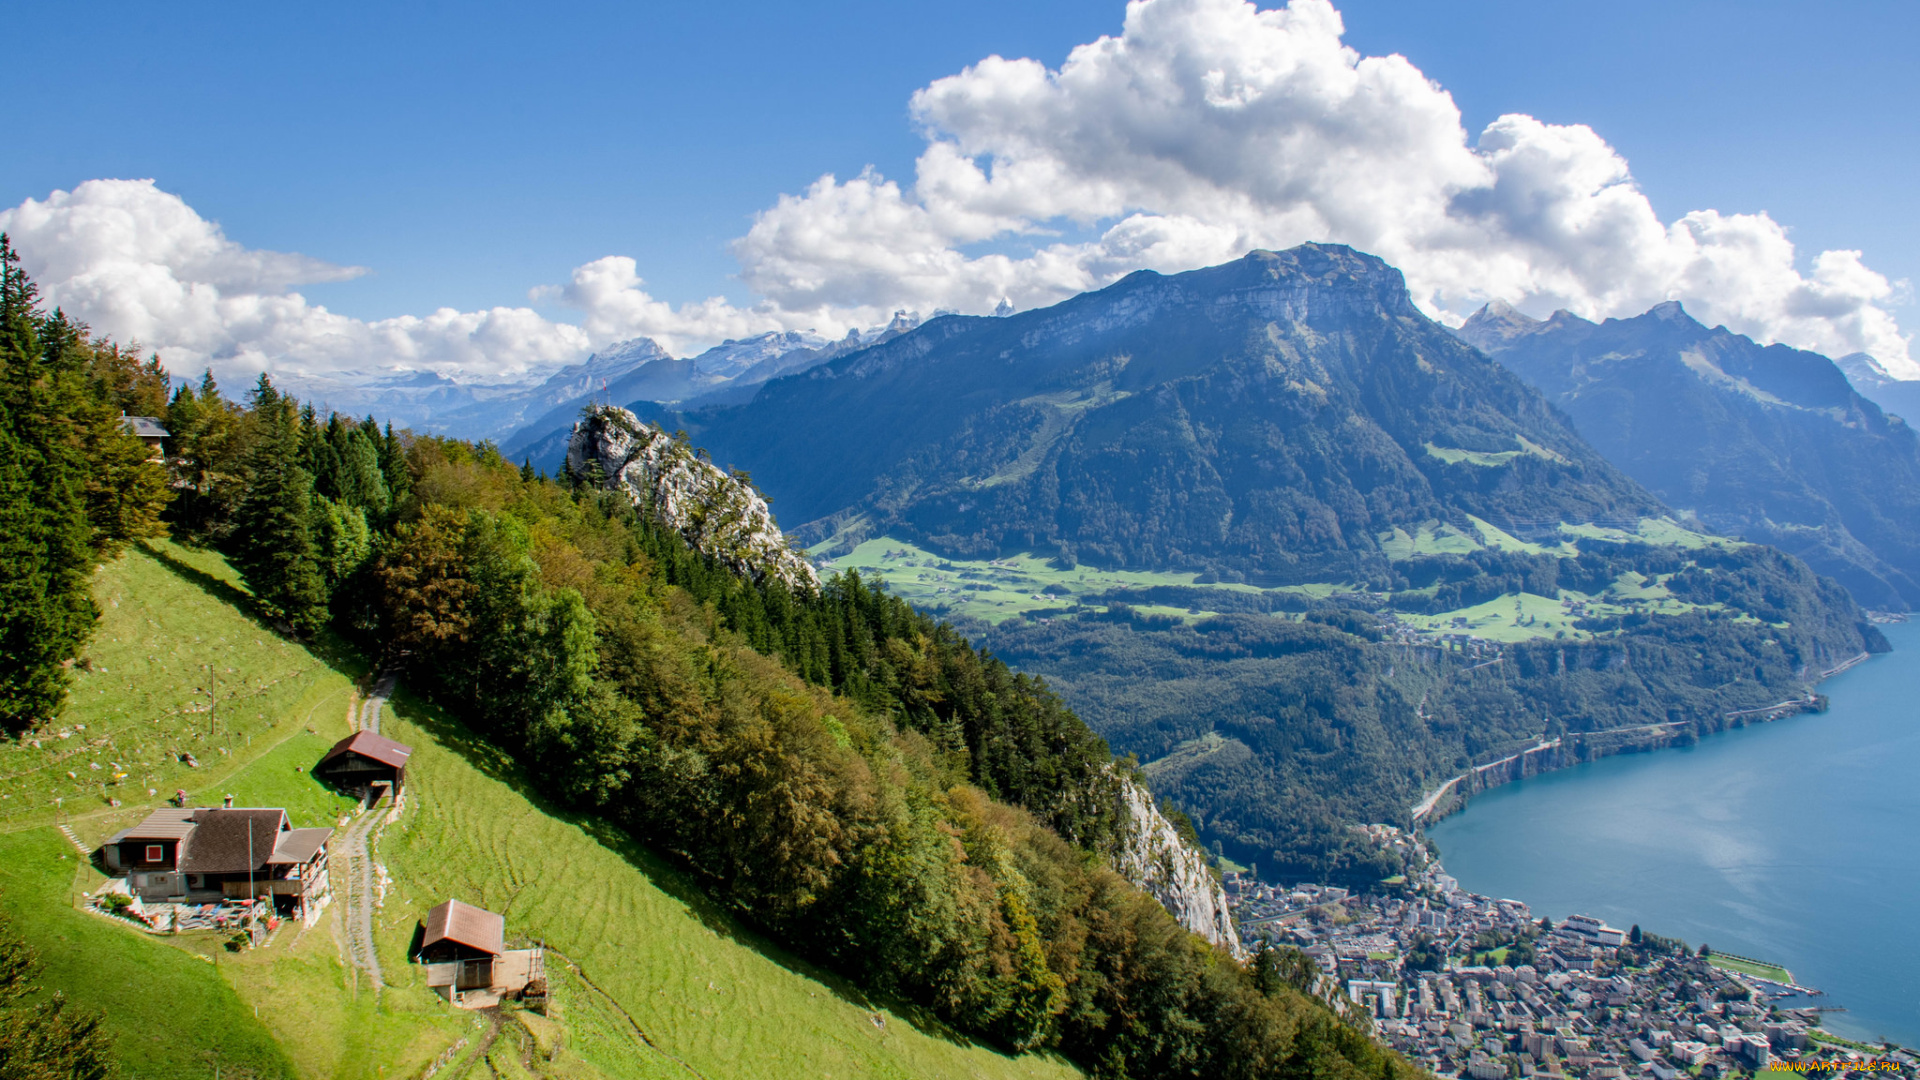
[317,731,412,799]
[420,898,511,997]
[421,898,505,962]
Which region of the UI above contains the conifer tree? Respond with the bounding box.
[0,237,97,731]
[36,314,170,553]
[377,421,412,515]
[232,375,329,634]
[317,415,389,516]
[164,370,246,539]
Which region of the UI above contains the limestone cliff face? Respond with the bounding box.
[1113,778,1244,958]
[566,405,819,590]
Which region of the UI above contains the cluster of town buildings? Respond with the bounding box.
[1228,830,1914,1080]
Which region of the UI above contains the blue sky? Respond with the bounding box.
[2,0,1913,376]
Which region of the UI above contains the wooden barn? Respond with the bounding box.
[419,898,544,1009]
[316,731,412,801]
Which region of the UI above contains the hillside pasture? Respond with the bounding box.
[374,693,1085,1080]
[0,538,364,833]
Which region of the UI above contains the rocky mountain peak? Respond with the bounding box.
[673,242,1653,578]
[1458,298,1544,353]
[1647,299,1690,323]
[566,405,819,591]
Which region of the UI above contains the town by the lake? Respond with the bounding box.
[1230,826,1916,1080]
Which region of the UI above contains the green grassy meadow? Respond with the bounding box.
[0,539,1083,1080]
[1708,953,1795,985]
[823,537,1331,625]
[0,538,364,832]
[822,520,1740,645]
[1422,435,1570,470]
[0,828,297,1079]
[0,538,377,1078]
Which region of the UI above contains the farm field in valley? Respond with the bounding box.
[822,520,1743,644]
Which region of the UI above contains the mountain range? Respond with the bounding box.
[1459,300,1920,610]
[275,314,925,442]
[660,245,1658,581]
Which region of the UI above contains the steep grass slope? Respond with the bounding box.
[374,694,1084,1080]
[0,539,362,831]
[0,541,1083,1080]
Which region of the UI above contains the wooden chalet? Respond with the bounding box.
[317,731,412,801]
[419,898,545,1009]
[102,806,332,921]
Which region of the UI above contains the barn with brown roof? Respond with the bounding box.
[317,731,412,800]
[420,898,505,964]
[418,898,545,1009]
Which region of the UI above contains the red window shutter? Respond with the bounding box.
[146,844,163,863]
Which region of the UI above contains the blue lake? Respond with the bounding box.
[1428,621,1920,1046]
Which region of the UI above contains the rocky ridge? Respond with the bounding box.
[566,405,819,590]
[1113,777,1244,958]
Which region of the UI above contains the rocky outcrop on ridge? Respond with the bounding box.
[1113,777,1244,958]
[566,405,819,591]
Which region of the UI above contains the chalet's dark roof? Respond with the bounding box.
[269,828,332,865]
[122,415,168,439]
[109,807,196,844]
[320,731,414,771]
[177,809,288,874]
[422,899,505,957]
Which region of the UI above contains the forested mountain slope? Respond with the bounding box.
[1461,300,1920,610]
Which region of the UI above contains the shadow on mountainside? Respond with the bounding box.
[138,538,370,680]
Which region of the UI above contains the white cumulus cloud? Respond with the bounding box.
[739,0,1915,371]
[0,180,793,381]
[2,0,1911,384]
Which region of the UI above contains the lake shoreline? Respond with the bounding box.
[1426,624,1920,1048]
[1410,693,1827,828]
